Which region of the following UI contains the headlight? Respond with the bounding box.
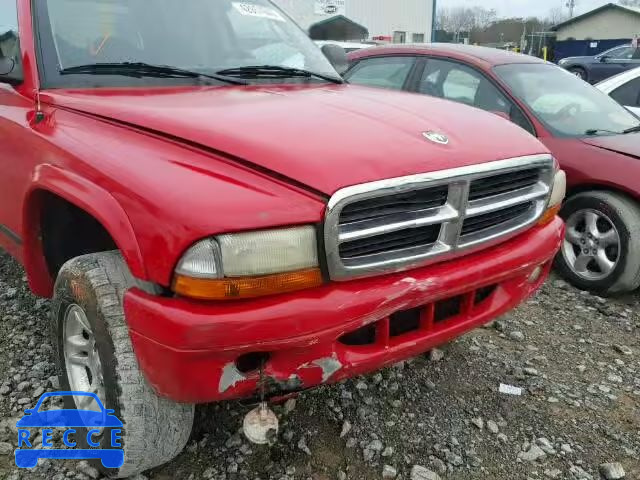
[173,226,322,300]
[538,169,566,226]
[548,169,567,208]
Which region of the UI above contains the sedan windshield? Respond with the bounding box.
[37,0,340,87]
[494,63,640,137]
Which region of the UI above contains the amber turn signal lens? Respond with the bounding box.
[173,268,323,300]
[537,205,561,226]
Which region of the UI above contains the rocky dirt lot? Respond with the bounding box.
[0,250,638,480]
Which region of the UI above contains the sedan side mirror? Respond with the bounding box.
[599,55,609,63]
[321,44,349,76]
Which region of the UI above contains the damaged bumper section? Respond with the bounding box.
[124,218,563,404]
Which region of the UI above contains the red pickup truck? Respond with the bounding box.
[0,0,565,477]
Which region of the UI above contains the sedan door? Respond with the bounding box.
[591,46,638,83]
[412,57,537,136]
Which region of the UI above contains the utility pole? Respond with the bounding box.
[566,0,576,18]
[431,0,437,42]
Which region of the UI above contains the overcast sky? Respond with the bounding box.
[0,3,17,30]
[440,0,612,19]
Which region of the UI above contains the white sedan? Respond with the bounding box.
[596,66,640,116]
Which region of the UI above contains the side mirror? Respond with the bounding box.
[599,55,609,63]
[321,44,349,76]
[0,57,22,85]
[0,57,14,75]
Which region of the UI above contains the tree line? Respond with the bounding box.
[435,0,640,45]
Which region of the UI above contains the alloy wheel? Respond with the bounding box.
[63,304,106,411]
[562,209,620,281]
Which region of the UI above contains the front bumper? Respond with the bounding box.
[124,217,564,404]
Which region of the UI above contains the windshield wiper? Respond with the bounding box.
[585,125,640,136]
[584,128,622,136]
[216,65,343,84]
[59,62,248,85]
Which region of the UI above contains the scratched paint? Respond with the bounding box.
[311,355,343,382]
[396,276,435,292]
[399,277,417,284]
[360,304,408,327]
[219,363,246,393]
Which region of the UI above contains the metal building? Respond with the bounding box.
[273,0,434,43]
[553,3,640,41]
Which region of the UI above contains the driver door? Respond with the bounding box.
[0,0,32,258]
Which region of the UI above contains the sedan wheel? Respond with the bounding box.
[569,67,587,81]
[562,209,620,281]
[555,191,640,295]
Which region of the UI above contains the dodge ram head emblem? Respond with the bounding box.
[422,131,449,145]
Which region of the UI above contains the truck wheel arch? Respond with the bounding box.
[22,164,147,297]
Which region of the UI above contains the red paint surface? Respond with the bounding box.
[0,23,550,291]
[125,218,563,403]
[350,45,640,202]
[0,8,563,405]
[44,84,547,197]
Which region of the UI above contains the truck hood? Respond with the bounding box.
[581,133,640,159]
[46,84,548,195]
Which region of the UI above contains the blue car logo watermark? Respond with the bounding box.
[15,391,124,469]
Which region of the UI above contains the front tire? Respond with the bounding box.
[51,251,194,478]
[568,67,587,81]
[555,191,640,295]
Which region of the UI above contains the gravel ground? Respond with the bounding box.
[0,250,638,480]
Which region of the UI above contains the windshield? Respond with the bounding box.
[494,63,640,137]
[37,0,339,87]
[598,45,633,59]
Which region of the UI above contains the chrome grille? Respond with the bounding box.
[468,168,541,200]
[339,224,442,259]
[461,202,534,236]
[340,185,448,223]
[324,155,555,280]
